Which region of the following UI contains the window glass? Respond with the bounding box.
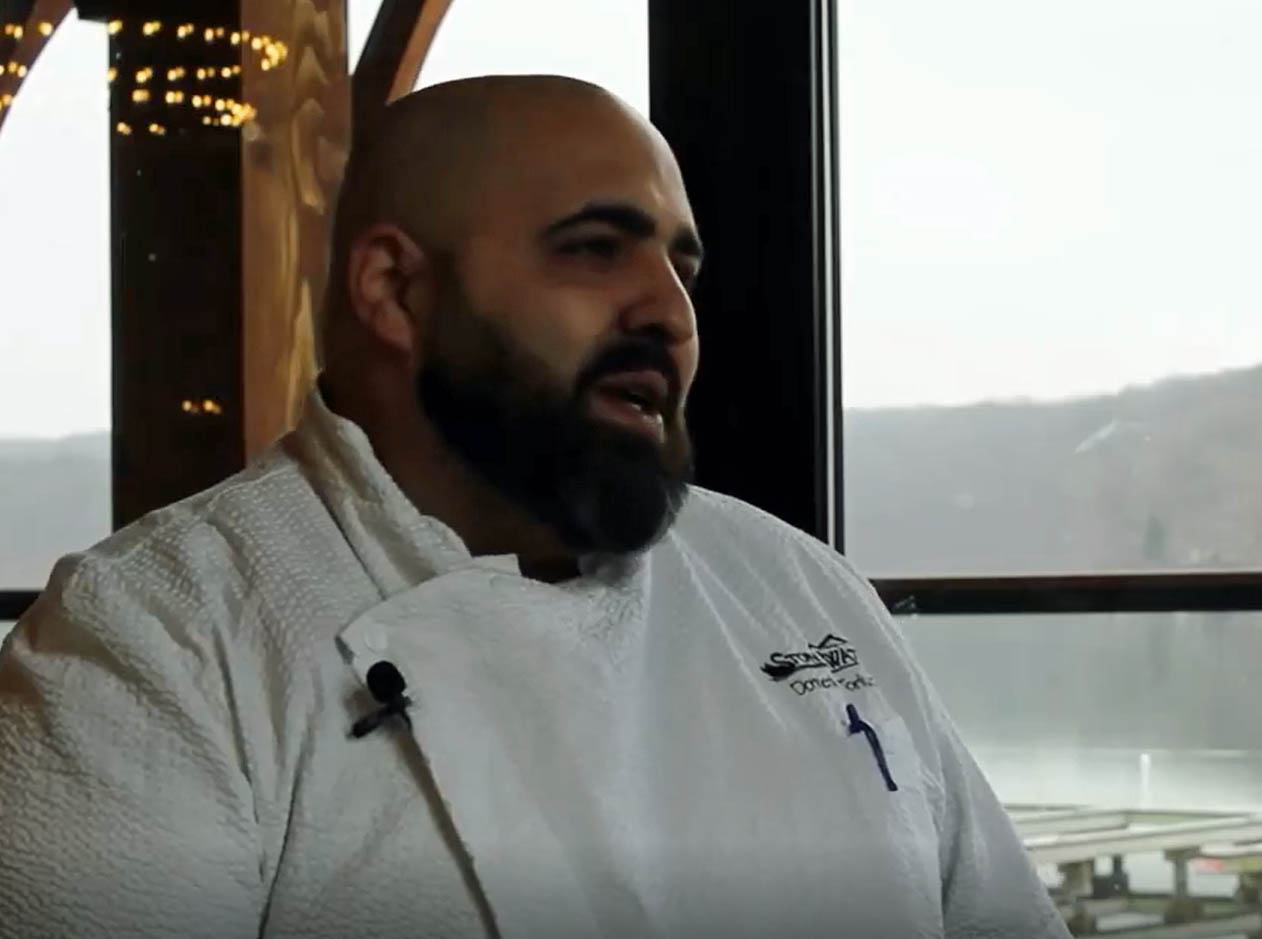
[414,0,647,115]
[905,610,1262,918]
[838,0,1262,575]
[345,0,379,73]
[0,12,111,589]
[906,611,1262,811]
[346,0,647,115]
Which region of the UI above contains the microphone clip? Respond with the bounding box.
[350,660,414,739]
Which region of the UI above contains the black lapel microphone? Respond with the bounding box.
[350,661,413,738]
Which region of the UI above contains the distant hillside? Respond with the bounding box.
[7,365,1262,586]
[845,364,1262,576]
[0,431,110,590]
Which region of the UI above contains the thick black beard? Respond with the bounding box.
[415,310,694,557]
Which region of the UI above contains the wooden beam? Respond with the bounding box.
[351,0,454,137]
[0,0,72,137]
[239,0,350,457]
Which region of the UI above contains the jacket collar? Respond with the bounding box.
[287,380,649,602]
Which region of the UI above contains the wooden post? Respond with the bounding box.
[240,0,349,458]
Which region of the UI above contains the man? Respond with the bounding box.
[0,76,1069,938]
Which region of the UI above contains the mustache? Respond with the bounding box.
[575,338,682,410]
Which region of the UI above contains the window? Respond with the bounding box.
[837,4,1262,927]
[907,609,1262,929]
[838,0,1262,577]
[906,611,1262,811]
[0,12,111,592]
[347,0,648,116]
[414,0,647,113]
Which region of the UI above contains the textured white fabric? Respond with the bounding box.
[0,387,1069,938]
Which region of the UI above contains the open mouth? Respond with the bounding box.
[592,370,669,415]
[589,370,670,437]
[600,385,658,416]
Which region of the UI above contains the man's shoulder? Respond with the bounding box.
[673,485,854,574]
[669,485,885,621]
[37,440,348,639]
[75,442,309,576]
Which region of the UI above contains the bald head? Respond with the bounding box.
[317,74,703,561]
[320,76,672,361]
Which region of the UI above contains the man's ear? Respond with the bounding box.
[345,222,433,360]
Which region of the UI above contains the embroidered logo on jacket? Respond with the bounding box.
[761,633,859,680]
[761,634,876,696]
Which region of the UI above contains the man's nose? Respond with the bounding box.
[619,251,698,348]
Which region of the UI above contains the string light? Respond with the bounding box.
[38,21,53,36]
[10,24,22,39]
[90,20,289,136]
[80,20,290,66]
[107,66,117,82]
[181,399,223,415]
[116,121,132,134]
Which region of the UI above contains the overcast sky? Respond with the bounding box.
[1,0,1259,437]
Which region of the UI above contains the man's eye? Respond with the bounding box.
[558,237,620,259]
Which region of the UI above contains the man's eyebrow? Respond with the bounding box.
[543,202,705,263]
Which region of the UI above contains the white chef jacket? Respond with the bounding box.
[0,386,1069,939]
